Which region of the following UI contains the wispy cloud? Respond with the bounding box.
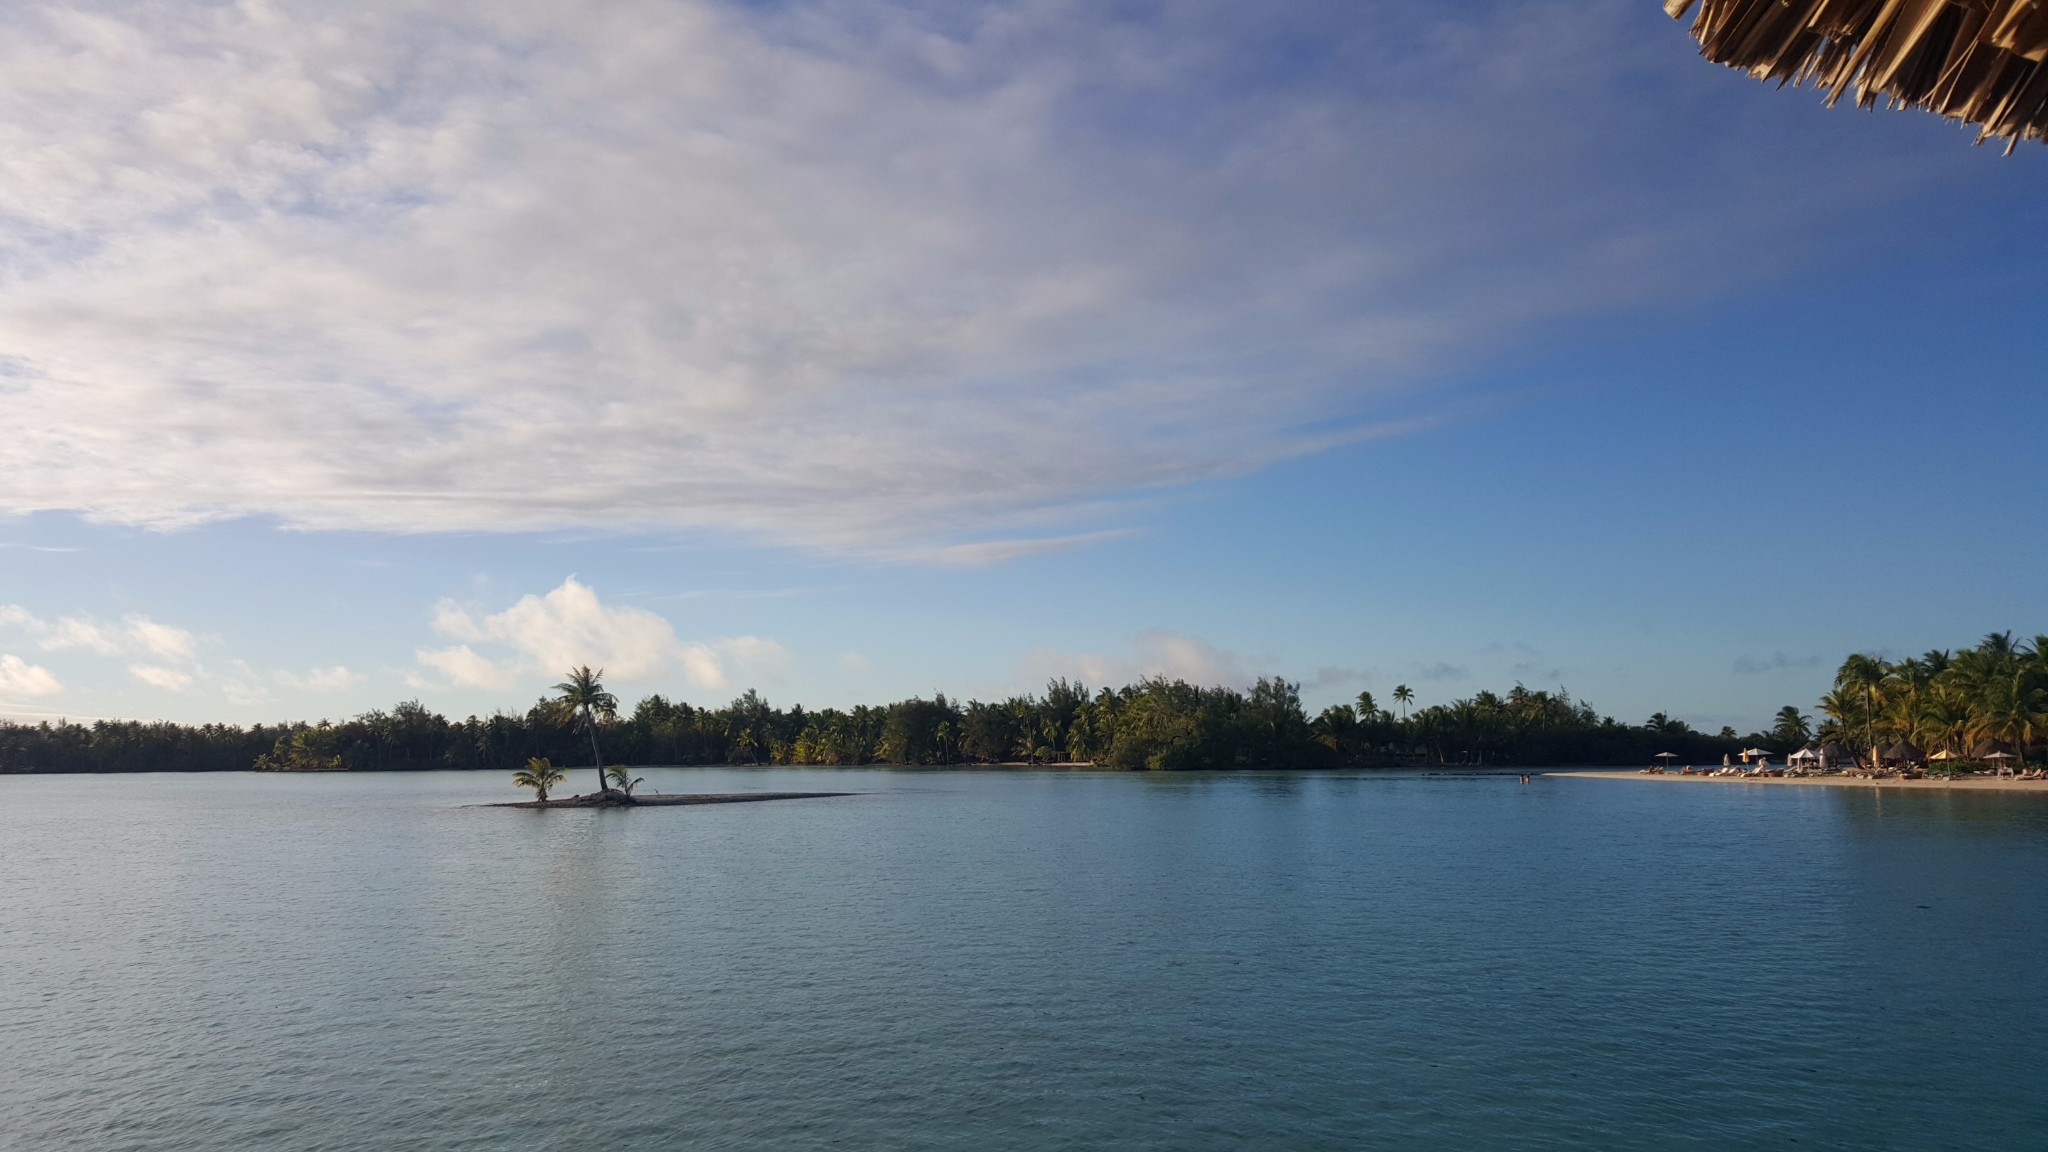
[1733,652,1824,675]
[277,665,362,692]
[37,615,196,662]
[1020,629,1247,690]
[0,1,1939,552]
[885,530,1138,567]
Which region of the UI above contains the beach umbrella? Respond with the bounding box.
[1666,0,2048,151]
[1929,749,1960,761]
[1983,751,2018,761]
[1653,752,1680,763]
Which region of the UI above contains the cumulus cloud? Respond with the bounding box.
[412,576,780,692]
[0,0,1938,551]
[0,653,63,698]
[1021,628,1247,689]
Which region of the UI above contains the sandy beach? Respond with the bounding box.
[1548,770,2048,794]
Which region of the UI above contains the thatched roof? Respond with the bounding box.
[1667,0,2048,150]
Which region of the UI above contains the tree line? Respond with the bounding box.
[1803,631,2048,763]
[1,671,1780,774]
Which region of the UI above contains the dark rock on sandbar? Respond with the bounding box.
[487,791,851,809]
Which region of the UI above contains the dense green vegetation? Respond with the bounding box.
[3,675,1752,774]
[1814,632,2048,763]
[8,631,2037,775]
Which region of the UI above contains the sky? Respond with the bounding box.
[2,0,2045,731]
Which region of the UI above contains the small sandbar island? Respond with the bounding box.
[487,791,852,809]
[1548,770,2048,794]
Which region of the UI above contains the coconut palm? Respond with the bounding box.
[1971,674,2045,768]
[604,765,646,797]
[552,666,620,795]
[1770,705,1811,747]
[1834,653,1889,761]
[512,756,566,804]
[1393,684,1414,719]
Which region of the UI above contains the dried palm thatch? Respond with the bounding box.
[1667,0,2048,150]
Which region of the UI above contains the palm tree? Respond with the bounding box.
[604,765,646,797]
[1834,653,1889,763]
[1393,684,1414,719]
[1770,705,1811,747]
[512,757,566,804]
[552,666,619,796]
[1970,673,2045,768]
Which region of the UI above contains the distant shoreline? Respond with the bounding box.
[1547,770,2048,794]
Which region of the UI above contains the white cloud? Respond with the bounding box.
[38,618,123,657]
[412,576,766,692]
[716,636,795,685]
[278,664,363,692]
[221,679,273,706]
[414,644,516,691]
[127,618,197,662]
[1021,628,1246,689]
[0,1,1941,552]
[1,606,206,692]
[33,613,196,662]
[888,530,1138,567]
[0,654,63,698]
[129,663,194,691]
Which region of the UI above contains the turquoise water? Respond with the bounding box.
[3,768,2044,1150]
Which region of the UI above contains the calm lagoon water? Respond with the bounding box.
[3,768,2045,1151]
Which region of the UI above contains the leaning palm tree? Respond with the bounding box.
[512,757,567,804]
[553,666,620,796]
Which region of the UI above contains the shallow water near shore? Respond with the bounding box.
[4,767,2046,1151]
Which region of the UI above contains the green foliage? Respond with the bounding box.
[17,637,2041,774]
[512,756,566,802]
[604,765,644,796]
[552,665,618,791]
[1816,634,2048,764]
[253,722,345,772]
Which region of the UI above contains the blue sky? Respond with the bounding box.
[1,0,2044,730]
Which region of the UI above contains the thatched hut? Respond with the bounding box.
[1880,741,1925,765]
[1667,0,2048,150]
[1819,740,1861,769]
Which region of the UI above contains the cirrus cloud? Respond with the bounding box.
[0,0,1943,552]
